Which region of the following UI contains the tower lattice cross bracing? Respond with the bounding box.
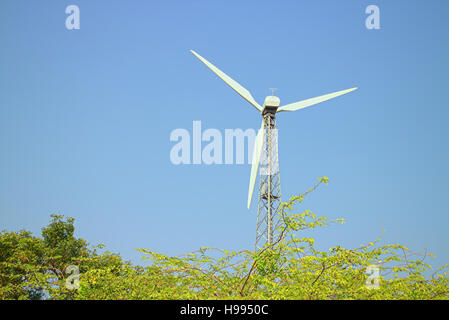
[256,113,282,250]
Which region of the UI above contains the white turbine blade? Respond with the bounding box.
[247,120,264,210]
[277,87,358,112]
[190,50,263,112]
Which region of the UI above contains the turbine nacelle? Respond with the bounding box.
[262,95,280,115]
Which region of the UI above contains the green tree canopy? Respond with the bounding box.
[1,178,448,300]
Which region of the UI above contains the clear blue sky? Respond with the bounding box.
[1,0,448,269]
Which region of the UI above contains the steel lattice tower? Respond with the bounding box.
[255,111,282,250]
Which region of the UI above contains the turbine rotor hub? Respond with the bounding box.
[262,95,280,115]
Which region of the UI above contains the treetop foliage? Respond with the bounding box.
[1,177,448,300]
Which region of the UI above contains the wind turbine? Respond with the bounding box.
[190,50,357,250]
